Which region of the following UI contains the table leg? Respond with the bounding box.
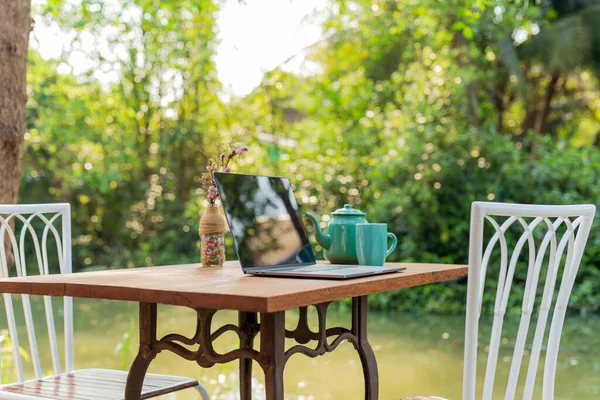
[122,300,376,400]
[260,311,286,400]
[352,296,379,400]
[125,302,157,400]
[238,311,257,400]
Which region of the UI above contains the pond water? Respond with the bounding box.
[1,297,599,399]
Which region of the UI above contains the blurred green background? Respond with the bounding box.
[20,0,600,315]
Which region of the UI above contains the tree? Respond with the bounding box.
[21,0,225,269]
[0,0,30,205]
[0,0,31,267]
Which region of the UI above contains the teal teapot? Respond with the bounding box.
[304,204,367,264]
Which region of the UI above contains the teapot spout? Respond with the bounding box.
[304,212,332,250]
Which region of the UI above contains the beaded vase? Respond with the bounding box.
[199,205,227,267]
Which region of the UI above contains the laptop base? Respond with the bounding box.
[247,264,406,279]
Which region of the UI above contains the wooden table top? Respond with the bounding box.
[0,262,467,312]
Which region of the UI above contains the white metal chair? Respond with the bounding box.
[401,201,596,400]
[0,203,210,400]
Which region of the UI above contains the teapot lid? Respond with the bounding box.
[332,204,366,216]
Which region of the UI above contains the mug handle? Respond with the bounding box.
[385,233,397,257]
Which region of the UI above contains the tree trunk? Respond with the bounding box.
[0,0,31,267]
[530,72,560,161]
[491,81,506,133]
[451,30,480,128]
[0,0,30,204]
[534,73,560,134]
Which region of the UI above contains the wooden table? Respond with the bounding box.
[0,261,467,400]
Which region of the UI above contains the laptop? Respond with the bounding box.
[212,172,405,279]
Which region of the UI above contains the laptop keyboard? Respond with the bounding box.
[286,264,362,272]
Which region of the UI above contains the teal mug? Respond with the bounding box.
[356,223,397,266]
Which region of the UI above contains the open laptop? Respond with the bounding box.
[212,172,405,279]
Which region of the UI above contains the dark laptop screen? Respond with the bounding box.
[213,173,316,268]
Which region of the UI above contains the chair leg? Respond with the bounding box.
[194,384,211,400]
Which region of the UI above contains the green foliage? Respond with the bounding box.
[363,133,600,314]
[24,0,225,270]
[113,319,135,369]
[20,0,600,315]
[0,329,31,384]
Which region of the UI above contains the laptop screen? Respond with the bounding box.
[213,173,316,268]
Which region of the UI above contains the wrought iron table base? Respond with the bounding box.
[124,296,378,400]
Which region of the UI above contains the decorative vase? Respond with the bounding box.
[199,205,227,267]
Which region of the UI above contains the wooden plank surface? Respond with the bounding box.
[0,262,467,312]
[0,368,198,400]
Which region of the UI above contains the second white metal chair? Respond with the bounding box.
[401,201,595,400]
[0,203,210,400]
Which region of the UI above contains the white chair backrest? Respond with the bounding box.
[463,202,595,400]
[0,203,74,383]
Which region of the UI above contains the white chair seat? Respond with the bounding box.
[399,397,448,400]
[0,368,199,400]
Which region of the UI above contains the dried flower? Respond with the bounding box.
[200,142,249,205]
[207,186,219,201]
